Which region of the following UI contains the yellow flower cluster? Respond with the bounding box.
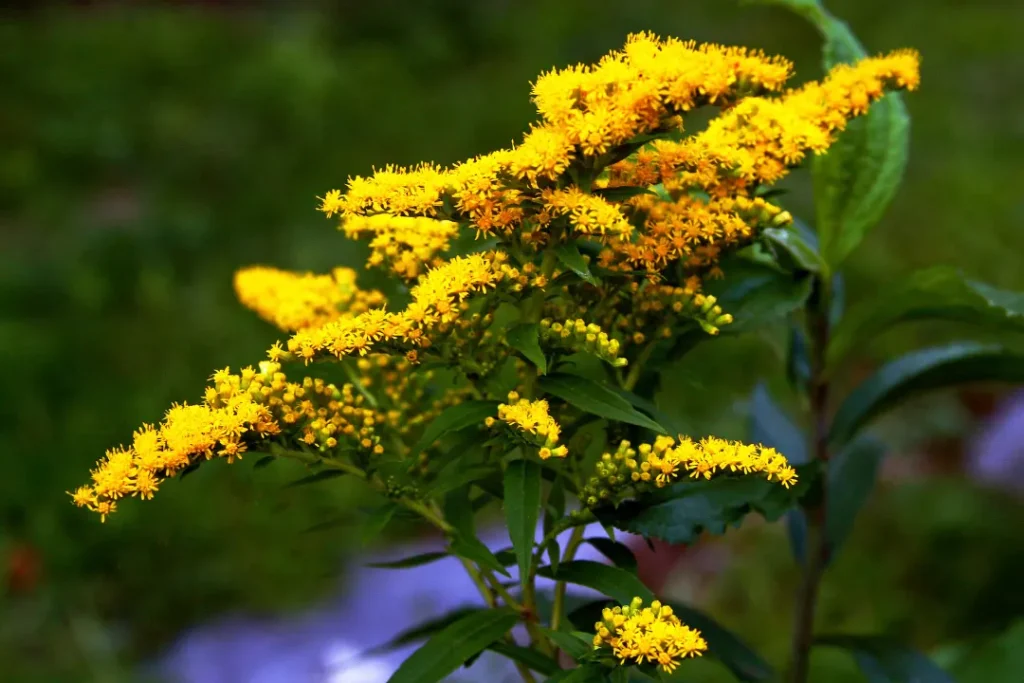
[643,50,921,195]
[594,598,707,673]
[539,188,633,239]
[71,363,382,519]
[600,194,791,274]
[316,36,917,282]
[234,266,385,332]
[279,252,506,365]
[583,435,796,507]
[492,392,567,459]
[532,34,792,156]
[342,214,459,279]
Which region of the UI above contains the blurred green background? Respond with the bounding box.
[1,0,1022,681]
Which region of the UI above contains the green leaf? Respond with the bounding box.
[361,503,398,545]
[828,343,1024,446]
[366,607,480,654]
[545,663,606,682]
[540,628,595,661]
[761,225,824,274]
[596,473,808,545]
[539,373,667,434]
[252,455,275,469]
[555,242,600,285]
[593,185,656,202]
[948,620,1024,683]
[812,8,909,269]
[409,400,499,457]
[703,259,813,333]
[386,608,520,683]
[450,535,511,578]
[827,267,1024,369]
[669,603,775,682]
[366,551,450,569]
[825,436,886,563]
[584,538,637,571]
[505,459,543,586]
[507,323,548,374]
[614,388,689,437]
[749,382,809,465]
[488,642,561,676]
[537,560,653,604]
[816,635,954,683]
[283,469,348,489]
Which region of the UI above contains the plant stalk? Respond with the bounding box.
[789,283,832,683]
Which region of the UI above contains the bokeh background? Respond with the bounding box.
[2,0,1022,681]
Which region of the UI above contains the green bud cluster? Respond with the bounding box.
[539,318,627,367]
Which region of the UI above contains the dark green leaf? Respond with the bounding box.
[366,551,449,569]
[829,343,1024,446]
[489,642,561,676]
[540,373,667,434]
[762,225,824,274]
[816,635,954,683]
[785,508,808,565]
[427,465,497,497]
[596,473,809,545]
[827,267,1024,368]
[593,185,656,202]
[787,323,813,389]
[540,629,596,661]
[669,603,775,682]
[825,436,886,563]
[614,389,688,437]
[366,607,480,654]
[584,538,637,571]
[450,535,511,578]
[283,469,348,489]
[386,608,519,683]
[554,242,600,285]
[409,400,499,457]
[253,455,275,469]
[749,382,809,465]
[505,459,543,586]
[507,323,548,374]
[704,260,813,333]
[361,503,398,545]
[537,560,653,604]
[545,662,606,682]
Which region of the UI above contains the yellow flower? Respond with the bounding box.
[234,266,385,332]
[594,598,707,673]
[341,214,459,280]
[495,393,566,457]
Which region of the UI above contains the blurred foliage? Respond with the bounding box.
[0,0,1021,680]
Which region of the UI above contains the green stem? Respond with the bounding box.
[550,525,586,633]
[790,281,832,683]
[622,339,659,392]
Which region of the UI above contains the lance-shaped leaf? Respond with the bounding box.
[409,400,499,457]
[506,323,547,374]
[816,635,954,683]
[554,242,600,286]
[386,608,520,683]
[595,471,811,545]
[825,436,886,564]
[537,560,654,604]
[488,642,561,676]
[749,382,809,465]
[703,259,813,333]
[539,373,667,434]
[829,343,1024,446]
[761,224,825,274]
[669,603,775,682]
[827,267,1024,369]
[504,459,542,587]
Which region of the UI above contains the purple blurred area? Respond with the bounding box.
[158,523,610,683]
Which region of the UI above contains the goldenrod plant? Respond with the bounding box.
[70,2,1023,680]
